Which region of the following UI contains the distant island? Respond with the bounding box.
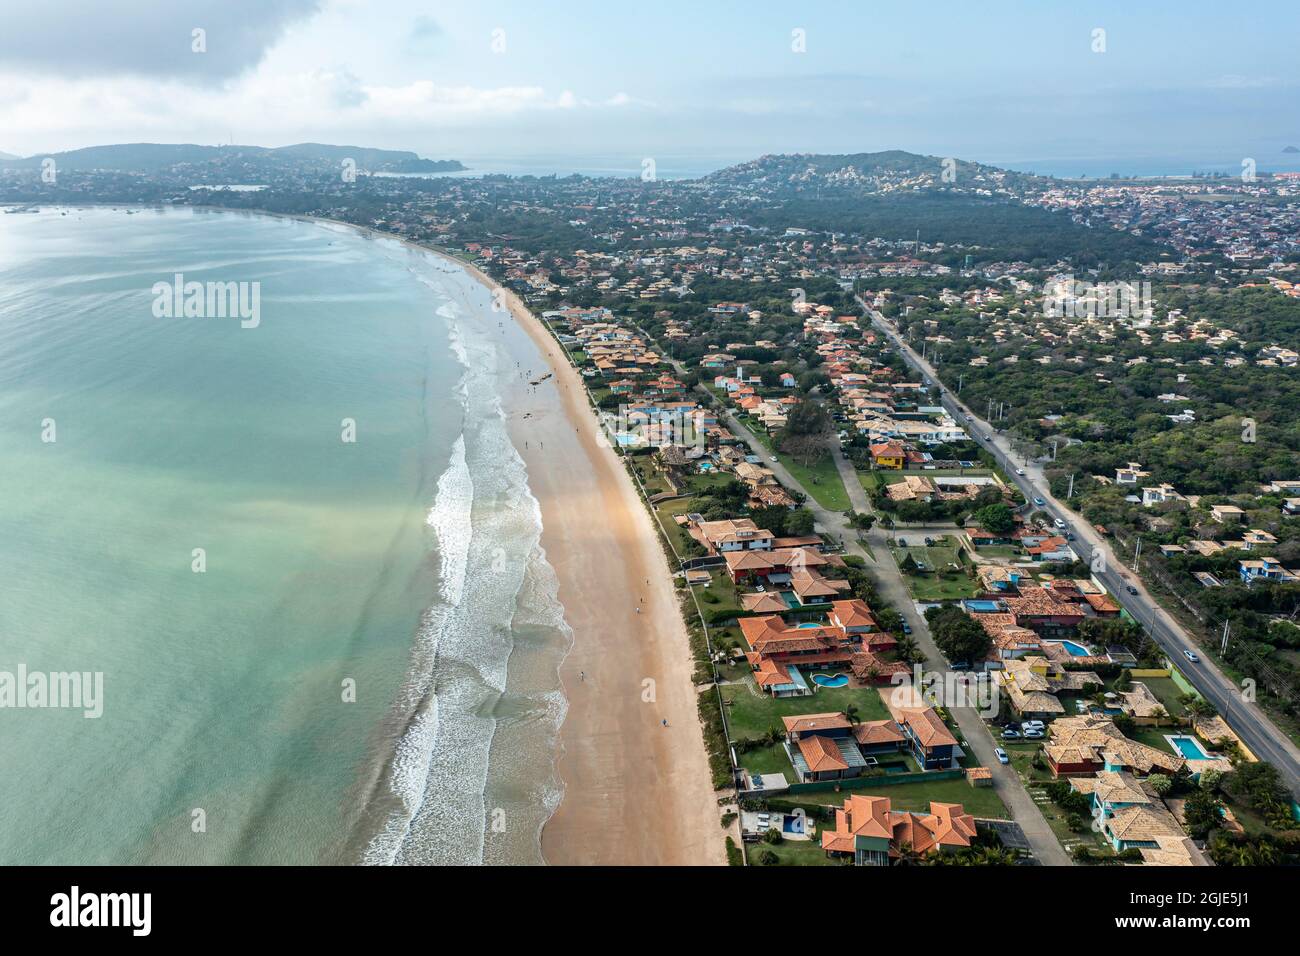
[0,142,464,176]
[1284,145,1299,154]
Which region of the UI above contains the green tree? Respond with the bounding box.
[971,503,1015,534]
[926,606,992,664]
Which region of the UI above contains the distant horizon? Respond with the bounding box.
[6,139,1300,183]
[1,1,1296,163]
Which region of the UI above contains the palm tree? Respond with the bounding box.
[894,635,921,663]
[844,704,861,725]
[894,842,924,866]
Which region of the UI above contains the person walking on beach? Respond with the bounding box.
[661,718,668,727]
[579,670,585,682]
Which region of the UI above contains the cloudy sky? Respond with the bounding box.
[1,0,1297,172]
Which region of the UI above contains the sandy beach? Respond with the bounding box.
[436,256,724,866]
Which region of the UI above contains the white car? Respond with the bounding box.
[1184,650,1200,663]
[1015,468,1025,476]
[1054,518,1066,529]
[995,748,1010,765]
[770,456,778,463]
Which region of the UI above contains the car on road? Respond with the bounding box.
[1032,497,1045,507]
[1184,650,1200,663]
[964,414,972,421]
[769,455,778,463]
[1054,518,1066,529]
[1127,585,1139,595]
[901,621,912,634]
[1000,728,1021,740]
[982,434,991,441]
[1015,468,1025,476]
[995,748,1010,765]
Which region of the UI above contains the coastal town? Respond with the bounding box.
[5,148,1299,869]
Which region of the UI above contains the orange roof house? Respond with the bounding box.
[821,795,977,864]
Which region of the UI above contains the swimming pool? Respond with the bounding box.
[1166,735,1210,760]
[811,673,850,688]
[1051,640,1092,657]
[963,600,1003,613]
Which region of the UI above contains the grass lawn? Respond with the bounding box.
[742,421,851,512]
[767,775,1009,820]
[697,568,742,616]
[1132,677,1190,718]
[720,682,891,740]
[630,456,674,496]
[973,545,1022,560]
[738,742,795,776]
[752,831,847,866]
[652,497,698,561]
[889,535,980,601]
[1001,742,1105,853]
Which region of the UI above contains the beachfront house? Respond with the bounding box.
[821,796,977,865]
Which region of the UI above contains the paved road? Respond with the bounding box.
[704,391,1071,865]
[864,301,1300,800]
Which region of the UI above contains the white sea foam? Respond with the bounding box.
[362,258,572,866]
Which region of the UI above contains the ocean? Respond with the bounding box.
[0,206,570,864]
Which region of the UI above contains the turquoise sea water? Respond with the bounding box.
[0,207,569,864]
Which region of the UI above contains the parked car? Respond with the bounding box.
[1184,650,1200,663]
[1022,720,1045,732]
[995,748,1010,764]
[923,537,933,546]
[1023,729,1045,740]
[897,538,907,547]
[901,621,912,635]
[1001,728,1021,740]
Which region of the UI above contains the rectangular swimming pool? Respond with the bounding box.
[1166,735,1210,760]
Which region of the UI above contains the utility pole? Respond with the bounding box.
[1066,473,1075,498]
[1051,440,1058,461]
[1220,620,1230,656]
[1131,537,1142,572]
[957,373,963,394]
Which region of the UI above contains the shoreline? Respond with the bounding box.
[436,249,725,865]
[36,203,725,864]
[286,208,724,864]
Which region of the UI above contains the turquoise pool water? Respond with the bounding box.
[1168,735,1210,760]
[812,673,849,688]
[1054,640,1092,657]
[964,600,1002,612]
